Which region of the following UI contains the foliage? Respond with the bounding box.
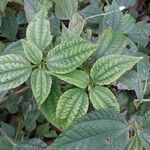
[0,0,150,149]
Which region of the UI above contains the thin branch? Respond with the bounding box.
[0,128,16,146]
[84,10,120,21]
[134,99,150,102]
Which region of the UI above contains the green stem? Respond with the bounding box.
[105,0,110,5]
[15,120,21,142]
[143,72,149,94]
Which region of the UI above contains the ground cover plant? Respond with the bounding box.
[0,0,150,149]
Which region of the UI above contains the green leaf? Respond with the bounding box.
[97,28,127,57]
[23,103,40,132]
[61,25,81,43]
[56,88,89,126]
[53,70,90,89]
[139,130,150,150]
[90,54,142,86]
[119,14,135,34]
[41,79,69,129]
[80,1,102,25]
[116,0,136,7]
[118,71,144,100]
[3,40,25,56]
[0,41,5,54]
[0,9,18,41]
[102,0,122,31]
[22,40,43,64]
[122,39,138,55]
[0,54,32,90]
[31,68,52,105]
[49,13,60,37]
[14,139,47,150]
[137,52,150,80]
[116,91,129,112]
[26,9,52,50]
[136,112,150,150]
[53,109,129,150]
[36,123,57,138]
[10,0,23,5]
[0,15,2,27]
[136,112,150,129]
[69,13,85,35]
[0,138,47,150]
[124,136,143,150]
[127,21,150,47]
[2,91,18,113]
[24,0,45,22]
[17,10,27,25]
[54,0,78,20]
[46,39,96,74]
[89,86,119,111]
[39,0,53,11]
[0,122,15,138]
[0,0,8,14]
[0,138,12,150]
[0,91,8,103]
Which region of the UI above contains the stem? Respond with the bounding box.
[105,0,110,5]
[0,128,16,146]
[15,120,21,142]
[143,72,149,94]
[84,10,120,21]
[134,99,150,102]
[16,86,28,94]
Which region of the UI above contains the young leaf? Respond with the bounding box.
[56,88,89,125]
[31,68,52,105]
[22,40,43,64]
[124,136,143,150]
[0,54,32,90]
[54,0,78,20]
[26,9,52,50]
[53,109,129,150]
[97,28,127,57]
[46,39,96,74]
[90,55,142,86]
[89,86,119,111]
[53,70,90,89]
